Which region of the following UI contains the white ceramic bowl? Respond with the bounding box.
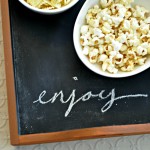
[18,0,79,15]
[73,0,150,78]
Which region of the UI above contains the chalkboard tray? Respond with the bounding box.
[2,0,150,146]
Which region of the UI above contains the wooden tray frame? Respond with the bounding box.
[1,0,150,146]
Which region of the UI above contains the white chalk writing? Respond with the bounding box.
[33,89,148,117]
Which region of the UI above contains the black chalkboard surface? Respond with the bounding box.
[2,0,150,145]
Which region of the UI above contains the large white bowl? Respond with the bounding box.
[18,0,79,15]
[73,0,150,78]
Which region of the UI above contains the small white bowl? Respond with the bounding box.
[18,0,79,15]
[73,0,150,78]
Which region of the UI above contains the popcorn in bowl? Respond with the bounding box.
[19,0,79,15]
[25,0,72,10]
[80,0,150,74]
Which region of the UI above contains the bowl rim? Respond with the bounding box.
[73,0,150,78]
[18,0,79,13]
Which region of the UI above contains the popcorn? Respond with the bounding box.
[25,0,72,9]
[91,37,101,45]
[115,53,123,61]
[141,35,150,43]
[102,26,111,34]
[99,45,105,54]
[111,4,126,18]
[80,36,89,46]
[88,19,100,28]
[93,28,104,38]
[122,20,131,31]
[121,65,134,72]
[137,46,147,56]
[100,0,113,8]
[109,51,117,60]
[145,17,150,24]
[128,37,140,47]
[140,22,149,34]
[102,14,111,22]
[112,40,122,51]
[117,33,127,43]
[91,5,100,14]
[80,0,150,74]
[98,54,108,62]
[115,0,134,6]
[99,39,105,44]
[120,44,127,51]
[105,34,115,43]
[82,46,89,55]
[148,45,150,54]
[112,16,123,27]
[100,8,111,18]
[89,49,99,63]
[138,58,146,65]
[104,45,113,52]
[130,18,139,30]
[107,64,118,74]
[86,13,93,23]
[103,22,112,30]
[127,50,137,60]
[133,6,149,19]
[80,25,89,35]
[102,61,109,71]
[141,42,149,49]
[125,11,132,19]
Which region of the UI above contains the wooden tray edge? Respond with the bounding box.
[19,123,150,145]
[1,0,20,145]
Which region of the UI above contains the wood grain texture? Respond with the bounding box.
[18,124,150,145]
[1,0,19,145]
[1,0,150,146]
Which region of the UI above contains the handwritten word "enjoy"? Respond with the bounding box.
[33,89,148,117]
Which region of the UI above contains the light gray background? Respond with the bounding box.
[1,2,150,150]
